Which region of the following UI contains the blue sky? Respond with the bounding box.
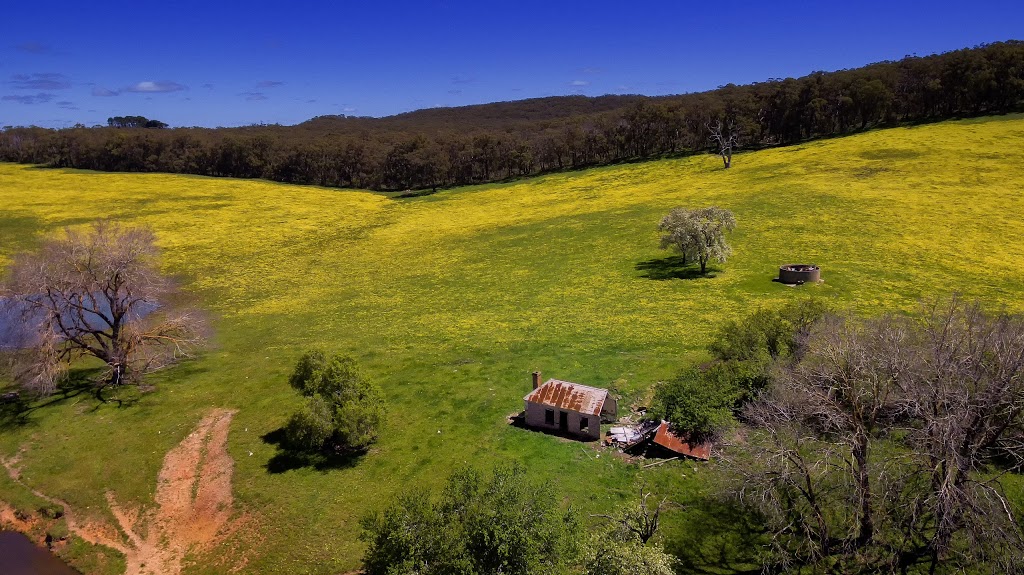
[2,0,1022,128]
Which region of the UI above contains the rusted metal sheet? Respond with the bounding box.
[652,421,712,461]
[524,379,607,416]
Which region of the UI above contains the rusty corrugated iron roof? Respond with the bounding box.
[524,379,608,416]
[652,421,712,461]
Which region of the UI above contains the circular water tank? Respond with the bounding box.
[779,264,820,284]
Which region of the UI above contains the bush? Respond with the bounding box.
[283,395,334,452]
[705,299,830,402]
[360,465,580,575]
[652,364,739,440]
[284,350,385,453]
[709,299,830,364]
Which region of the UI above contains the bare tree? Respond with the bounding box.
[2,221,205,396]
[591,484,671,544]
[895,298,1024,573]
[723,300,1024,574]
[707,119,738,168]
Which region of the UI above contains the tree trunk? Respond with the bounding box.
[853,437,874,545]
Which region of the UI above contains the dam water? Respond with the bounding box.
[0,531,80,575]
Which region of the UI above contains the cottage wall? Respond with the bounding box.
[524,400,601,441]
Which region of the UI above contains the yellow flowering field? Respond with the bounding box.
[1,114,1024,573]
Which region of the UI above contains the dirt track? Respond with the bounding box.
[2,408,241,575]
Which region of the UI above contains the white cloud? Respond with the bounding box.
[124,81,187,93]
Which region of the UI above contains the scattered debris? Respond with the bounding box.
[642,456,679,469]
[605,420,712,462]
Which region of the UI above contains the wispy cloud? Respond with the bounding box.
[451,75,477,85]
[124,81,188,93]
[306,99,317,103]
[239,91,267,101]
[57,100,78,110]
[447,89,462,95]
[10,73,71,90]
[201,83,214,89]
[569,79,590,87]
[576,66,604,75]
[15,42,62,55]
[2,92,55,104]
[92,86,119,96]
[341,106,357,113]
[256,80,285,88]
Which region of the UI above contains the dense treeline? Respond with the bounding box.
[2,41,1022,191]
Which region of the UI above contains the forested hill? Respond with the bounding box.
[2,41,1023,191]
[298,95,648,134]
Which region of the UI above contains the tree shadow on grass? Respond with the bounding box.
[261,427,365,474]
[664,497,768,575]
[636,256,718,280]
[0,367,102,431]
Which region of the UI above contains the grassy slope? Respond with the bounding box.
[1,115,1024,573]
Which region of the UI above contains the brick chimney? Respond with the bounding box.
[532,371,542,390]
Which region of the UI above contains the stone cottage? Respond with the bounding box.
[523,372,617,441]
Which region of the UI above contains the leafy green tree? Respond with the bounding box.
[709,299,829,363]
[652,364,739,439]
[708,299,830,400]
[284,350,385,453]
[655,300,831,438]
[360,465,581,575]
[658,206,736,274]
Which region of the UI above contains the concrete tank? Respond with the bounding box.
[779,264,821,284]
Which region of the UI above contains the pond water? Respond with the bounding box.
[0,296,158,349]
[0,531,80,574]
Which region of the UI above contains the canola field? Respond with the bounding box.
[2,114,1024,573]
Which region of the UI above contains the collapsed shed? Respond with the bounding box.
[610,420,713,461]
[523,372,617,441]
[648,421,712,461]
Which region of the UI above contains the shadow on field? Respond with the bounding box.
[0,367,105,431]
[665,498,766,574]
[636,256,717,280]
[260,428,364,473]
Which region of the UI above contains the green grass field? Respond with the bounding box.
[2,114,1024,574]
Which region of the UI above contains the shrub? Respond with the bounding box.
[284,350,385,453]
[360,465,580,575]
[652,364,739,440]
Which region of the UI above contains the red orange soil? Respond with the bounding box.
[2,408,243,575]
